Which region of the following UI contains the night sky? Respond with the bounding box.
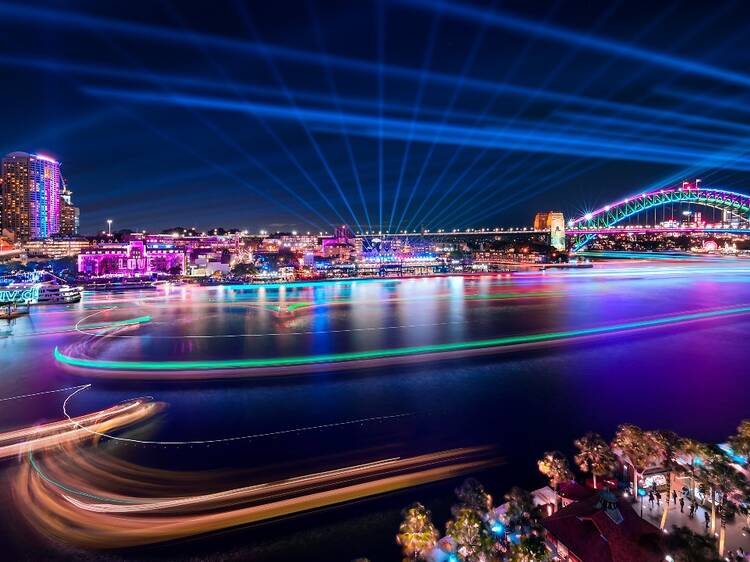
[3,0,750,234]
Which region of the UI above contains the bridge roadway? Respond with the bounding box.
[357,229,545,237]
[357,226,750,238]
[567,226,750,235]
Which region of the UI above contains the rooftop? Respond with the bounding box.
[543,493,665,562]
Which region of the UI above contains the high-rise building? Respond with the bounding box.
[59,184,80,236]
[1,152,62,240]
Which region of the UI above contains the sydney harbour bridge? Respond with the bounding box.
[358,183,750,253]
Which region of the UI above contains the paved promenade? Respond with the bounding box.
[633,493,750,558]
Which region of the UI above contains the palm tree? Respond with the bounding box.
[676,438,712,505]
[454,477,492,514]
[695,445,726,536]
[729,419,750,460]
[396,503,439,561]
[738,494,750,537]
[446,507,494,562]
[507,534,548,562]
[702,457,747,557]
[538,451,573,508]
[574,432,616,490]
[664,526,720,562]
[653,431,680,530]
[504,487,543,535]
[611,424,662,502]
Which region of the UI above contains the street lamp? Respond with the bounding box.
[638,487,647,517]
[106,219,113,236]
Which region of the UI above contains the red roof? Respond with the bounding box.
[558,480,597,502]
[543,495,665,562]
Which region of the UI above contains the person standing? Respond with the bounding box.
[704,509,710,530]
[656,491,662,506]
[649,491,655,508]
[672,490,677,504]
[679,496,685,513]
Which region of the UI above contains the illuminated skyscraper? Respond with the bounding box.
[1,152,62,240]
[59,184,80,236]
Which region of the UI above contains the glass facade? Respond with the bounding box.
[1,152,62,240]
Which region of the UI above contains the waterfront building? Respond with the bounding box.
[188,251,230,277]
[542,490,665,561]
[279,233,319,253]
[323,226,355,262]
[78,239,186,277]
[1,152,62,241]
[24,237,90,259]
[334,225,354,241]
[260,237,281,253]
[353,237,363,258]
[323,240,353,262]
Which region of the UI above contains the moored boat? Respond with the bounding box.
[5,281,82,304]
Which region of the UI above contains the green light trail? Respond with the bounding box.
[78,315,152,330]
[54,306,750,371]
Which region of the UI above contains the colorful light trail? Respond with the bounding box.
[76,315,152,331]
[16,444,500,549]
[54,304,750,377]
[0,396,164,460]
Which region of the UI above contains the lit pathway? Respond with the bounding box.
[631,494,750,557]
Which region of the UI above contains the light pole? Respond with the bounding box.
[107,219,113,237]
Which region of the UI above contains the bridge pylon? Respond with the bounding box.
[533,212,566,251]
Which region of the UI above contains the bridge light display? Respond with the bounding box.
[569,186,750,251]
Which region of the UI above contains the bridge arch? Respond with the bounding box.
[569,186,750,251]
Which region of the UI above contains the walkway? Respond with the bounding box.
[632,493,750,558]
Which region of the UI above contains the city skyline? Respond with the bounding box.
[4,1,750,233]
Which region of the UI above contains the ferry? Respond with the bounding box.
[5,281,82,304]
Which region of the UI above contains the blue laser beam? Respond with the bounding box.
[233,2,362,233]
[411,0,570,229]
[397,13,492,233]
[424,0,692,228]
[82,86,750,173]
[413,0,625,230]
[6,3,739,154]
[432,3,744,227]
[395,0,750,88]
[308,0,372,231]
[387,11,441,234]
